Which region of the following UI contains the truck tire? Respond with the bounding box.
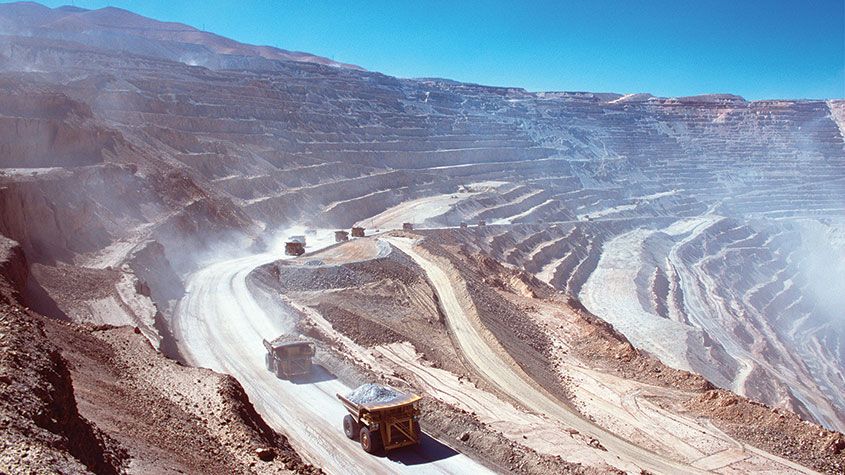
[265,353,274,372]
[343,415,359,440]
[359,427,382,454]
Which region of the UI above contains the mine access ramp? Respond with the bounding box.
[338,383,422,454]
[263,335,315,379]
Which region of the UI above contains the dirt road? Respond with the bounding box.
[387,236,711,474]
[355,192,476,230]
[172,230,491,474]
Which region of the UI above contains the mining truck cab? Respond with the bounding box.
[263,337,315,379]
[337,384,422,454]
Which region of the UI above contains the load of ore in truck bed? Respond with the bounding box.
[345,384,406,406]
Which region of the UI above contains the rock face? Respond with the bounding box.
[0,88,121,168]
[0,0,842,436]
[0,237,127,474]
[0,237,316,474]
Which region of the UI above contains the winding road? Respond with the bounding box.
[170,225,816,474]
[386,236,709,475]
[171,230,491,474]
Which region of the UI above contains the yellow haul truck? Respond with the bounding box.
[338,383,422,454]
[263,336,315,379]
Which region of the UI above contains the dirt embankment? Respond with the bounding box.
[0,86,122,168]
[685,390,844,473]
[0,236,126,474]
[418,239,569,402]
[417,397,603,475]
[0,235,317,474]
[561,296,713,392]
[422,236,714,392]
[416,232,845,473]
[42,321,317,474]
[260,248,469,376]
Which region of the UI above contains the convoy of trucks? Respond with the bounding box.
[262,332,421,455]
[270,227,429,456]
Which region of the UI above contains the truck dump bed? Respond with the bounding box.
[338,385,421,412]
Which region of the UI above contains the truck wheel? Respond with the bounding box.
[343,415,359,440]
[265,353,274,372]
[359,427,382,454]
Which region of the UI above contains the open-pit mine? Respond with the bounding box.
[0,2,843,474]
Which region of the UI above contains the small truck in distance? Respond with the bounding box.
[284,241,305,256]
[263,336,315,379]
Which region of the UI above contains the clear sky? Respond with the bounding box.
[12,0,845,99]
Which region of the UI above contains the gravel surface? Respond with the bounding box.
[684,389,845,474]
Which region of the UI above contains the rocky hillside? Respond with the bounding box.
[0,0,842,467]
[250,233,844,473]
[0,2,359,69]
[0,236,127,474]
[0,236,316,473]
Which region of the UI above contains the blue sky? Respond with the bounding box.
[12,0,845,99]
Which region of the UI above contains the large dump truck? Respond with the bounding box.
[337,384,422,454]
[284,241,305,256]
[263,336,315,379]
